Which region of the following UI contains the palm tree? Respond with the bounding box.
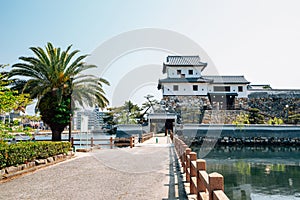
[9,42,109,141]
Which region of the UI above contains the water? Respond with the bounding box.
[192,145,300,200]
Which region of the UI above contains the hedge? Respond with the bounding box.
[0,141,71,169]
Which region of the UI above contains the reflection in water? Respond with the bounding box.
[191,145,300,200]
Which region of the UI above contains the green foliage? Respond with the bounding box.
[0,122,14,141]
[108,101,142,124]
[248,108,265,124]
[0,66,31,114]
[232,113,250,127]
[39,93,71,126]
[268,117,284,125]
[9,43,109,140]
[288,114,300,124]
[0,141,71,169]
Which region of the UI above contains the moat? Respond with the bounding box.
[192,145,300,200]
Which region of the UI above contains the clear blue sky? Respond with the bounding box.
[1,0,300,109]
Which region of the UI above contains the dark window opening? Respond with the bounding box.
[214,86,230,92]
[177,70,181,75]
[188,70,193,75]
[173,85,179,91]
[193,85,198,91]
[238,86,243,92]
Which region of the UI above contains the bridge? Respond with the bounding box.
[0,134,228,200]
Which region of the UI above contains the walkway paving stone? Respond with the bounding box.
[0,135,187,200]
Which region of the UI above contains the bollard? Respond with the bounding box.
[209,172,224,200]
[197,159,207,195]
[185,148,191,178]
[189,152,197,195]
[156,137,158,143]
[110,137,113,149]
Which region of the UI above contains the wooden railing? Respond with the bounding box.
[173,136,230,200]
[140,132,154,143]
[71,136,135,149]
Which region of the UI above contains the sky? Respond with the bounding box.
[1,0,300,111]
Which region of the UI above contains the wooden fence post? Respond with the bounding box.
[110,137,113,149]
[197,159,207,199]
[209,172,224,200]
[91,137,94,147]
[130,136,134,148]
[189,152,197,195]
[182,145,189,172]
[185,148,191,181]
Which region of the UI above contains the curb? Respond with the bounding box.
[0,151,75,183]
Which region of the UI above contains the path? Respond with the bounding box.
[0,134,187,200]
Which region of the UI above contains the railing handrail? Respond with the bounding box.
[172,136,230,200]
[70,136,135,149]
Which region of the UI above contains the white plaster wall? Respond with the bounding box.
[167,67,202,78]
[161,82,248,98]
[162,83,208,96]
[209,84,248,98]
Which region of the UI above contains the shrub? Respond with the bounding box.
[0,141,71,169]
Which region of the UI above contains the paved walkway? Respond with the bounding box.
[0,135,187,200]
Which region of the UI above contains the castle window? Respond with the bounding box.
[188,70,193,75]
[214,86,230,92]
[177,70,181,75]
[173,85,179,91]
[193,85,198,91]
[238,86,243,92]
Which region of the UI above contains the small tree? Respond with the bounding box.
[107,101,142,124]
[248,108,265,124]
[9,43,109,141]
[0,65,31,140]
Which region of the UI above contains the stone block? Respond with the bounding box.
[16,165,23,171]
[53,155,58,161]
[20,164,27,170]
[35,159,46,165]
[0,169,5,179]
[6,166,18,174]
[47,157,54,163]
[28,161,36,168]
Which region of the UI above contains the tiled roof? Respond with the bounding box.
[165,56,207,66]
[202,76,250,84]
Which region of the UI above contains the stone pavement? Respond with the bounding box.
[0,135,187,200]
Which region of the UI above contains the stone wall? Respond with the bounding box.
[202,110,247,124]
[248,93,300,119]
[161,96,211,123]
[160,91,300,124]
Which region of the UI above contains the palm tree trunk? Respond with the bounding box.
[50,125,65,141]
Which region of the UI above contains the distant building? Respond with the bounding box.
[158,56,249,110]
[74,107,107,130]
[157,55,300,124]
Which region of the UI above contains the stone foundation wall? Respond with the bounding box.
[202,110,247,124]
[161,96,211,123]
[248,96,300,118]
[160,92,300,124]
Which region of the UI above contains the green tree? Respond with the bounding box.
[248,108,265,124]
[9,43,109,141]
[0,65,31,140]
[289,114,300,125]
[107,101,141,124]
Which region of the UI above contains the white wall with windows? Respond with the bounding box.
[207,84,248,97]
[162,82,208,96]
[167,67,202,78]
